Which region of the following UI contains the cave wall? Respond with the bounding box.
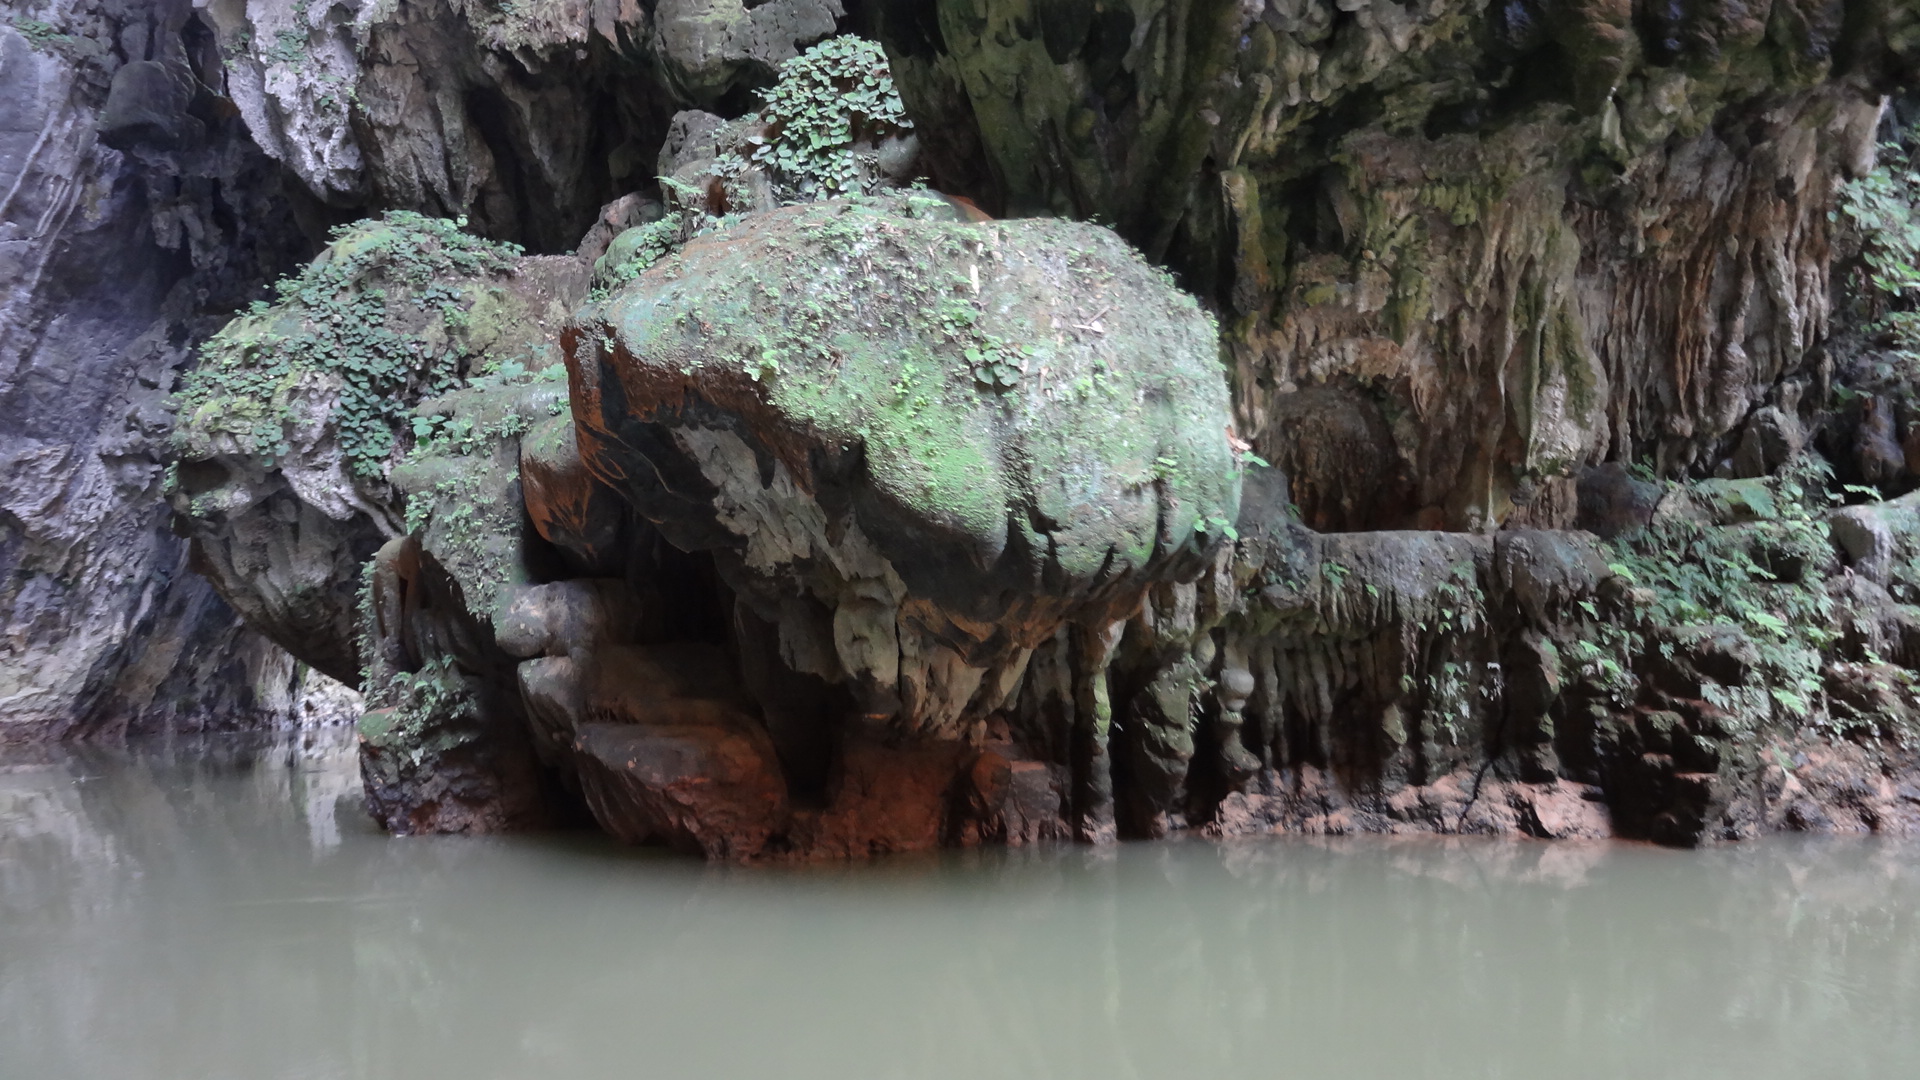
[866,0,1920,529]
[14,0,1920,855]
[0,0,351,742]
[193,0,853,249]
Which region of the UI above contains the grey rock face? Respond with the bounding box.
[0,1,349,742]
[651,0,844,105]
[189,0,845,251]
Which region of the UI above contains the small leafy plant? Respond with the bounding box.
[1580,459,1838,725]
[12,17,72,49]
[734,36,912,200]
[965,336,1028,391]
[1839,116,1920,383]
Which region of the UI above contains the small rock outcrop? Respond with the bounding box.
[167,211,588,832]
[168,212,584,683]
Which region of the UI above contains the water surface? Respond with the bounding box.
[3,731,1917,1079]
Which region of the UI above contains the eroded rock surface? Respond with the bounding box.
[549,194,1245,854]
[573,195,1239,664]
[0,0,353,741]
[168,213,585,682]
[869,0,1920,530]
[190,0,848,249]
[165,212,591,831]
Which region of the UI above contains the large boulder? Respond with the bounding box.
[547,195,1244,848]
[167,191,1245,857]
[169,213,584,683]
[569,193,1243,736]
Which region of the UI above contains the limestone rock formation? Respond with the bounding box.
[571,195,1240,663]
[14,0,1920,862]
[554,193,1243,851]
[167,213,585,682]
[190,0,849,250]
[0,0,353,742]
[868,0,1917,530]
[167,180,1248,854]
[165,212,587,832]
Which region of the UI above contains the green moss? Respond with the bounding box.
[1384,253,1434,345]
[394,360,566,620]
[593,214,686,296]
[173,212,526,478]
[1547,304,1598,420]
[11,16,73,49]
[591,193,1241,576]
[356,706,398,742]
[359,657,484,765]
[1576,460,1839,726]
[396,452,528,620]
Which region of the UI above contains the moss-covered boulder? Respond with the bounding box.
[571,194,1243,656]
[168,213,584,836]
[168,212,584,682]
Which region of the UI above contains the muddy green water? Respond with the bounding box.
[3,732,1918,1079]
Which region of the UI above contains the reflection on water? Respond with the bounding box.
[3,731,1918,1080]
